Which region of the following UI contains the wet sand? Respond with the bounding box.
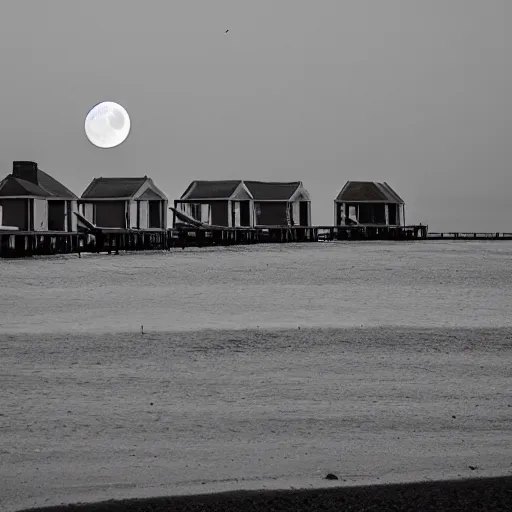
[20,476,512,512]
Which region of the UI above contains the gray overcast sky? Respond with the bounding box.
[0,0,509,231]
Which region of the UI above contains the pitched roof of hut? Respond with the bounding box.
[335,181,404,203]
[243,181,303,200]
[81,177,149,198]
[181,180,242,200]
[181,180,308,201]
[0,161,77,199]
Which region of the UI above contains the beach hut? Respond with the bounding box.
[0,161,78,231]
[174,180,253,227]
[79,176,168,229]
[174,180,312,228]
[334,181,405,226]
[244,181,311,227]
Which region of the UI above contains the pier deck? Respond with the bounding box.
[426,232,512,240]
[1,224,511,258]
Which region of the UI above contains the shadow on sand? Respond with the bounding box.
[20,476,512,512]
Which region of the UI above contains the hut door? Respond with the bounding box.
[48,200,66,231]
[388,204,397,225]
[348,205,357,223]
[148,201,161,228]
[95,201,125,228]
[139,201,149,229]
[129,201,138,228]
[201,204,210,224]
[211,202,228,226]
[232,202,241,227]
[34,199,48,231]
[292,202,300,225]
[239,201,250,226]
[337,203,344,225]
[299,201,308,226]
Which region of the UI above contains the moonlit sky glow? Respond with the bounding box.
[0,0,509,230]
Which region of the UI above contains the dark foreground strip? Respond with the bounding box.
[20,476,512,512]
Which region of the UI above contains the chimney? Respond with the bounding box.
[13,161,39,184]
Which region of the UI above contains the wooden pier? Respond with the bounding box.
[0,231,84,258]
[1,224,511,259]
[0,229,168,258]
[426,232,512,240]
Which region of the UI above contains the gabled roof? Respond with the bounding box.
[0,176,47,197]
[379,182,405,203]
[35,169,77,198]
[0,162,77,199]
[244,181,302,200]
[181,180,307,201]
[81,177,148,198]
[335,181,404,203]
[181,180,243,200]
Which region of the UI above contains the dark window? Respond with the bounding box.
[0,198,28,230]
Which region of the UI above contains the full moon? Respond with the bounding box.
[84,101,131,149]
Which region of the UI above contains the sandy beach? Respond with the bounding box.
[1,242,511,511]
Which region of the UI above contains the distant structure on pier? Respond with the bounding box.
[174,180,312,228]
[79,177,168,230]
[0,161,78,231]
[334,181,405,227]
